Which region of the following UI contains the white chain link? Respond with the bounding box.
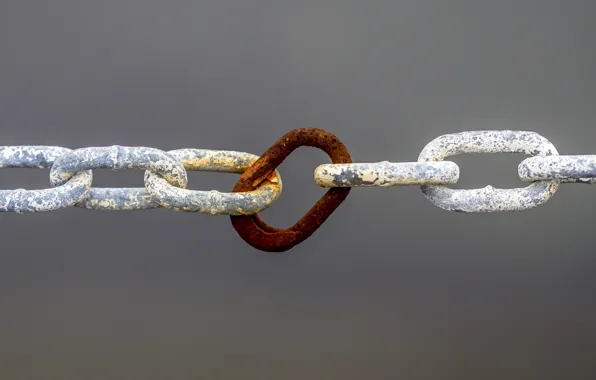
[144,149,282,215]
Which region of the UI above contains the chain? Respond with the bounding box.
[1,129,594,251]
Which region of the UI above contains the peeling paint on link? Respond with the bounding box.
[418,130,561,212]
[0,146,92,213]
[314,161,460,187]
[144,149,282,215]
[49,146,188,210]
[519,155,596,184]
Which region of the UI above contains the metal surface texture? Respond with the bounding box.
[230,128,352,252]
[417,130,561,212]
[0,128,594,251]
[518,155,596,184]
[0,146,92,213]
[145,149,282,215]
[49,146,188,210]
[314,161,460,187]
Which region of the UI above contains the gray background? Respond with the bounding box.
[1,1,595,379]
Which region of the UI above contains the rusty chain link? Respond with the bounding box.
[1,129,594,251]
[230,128,352,252]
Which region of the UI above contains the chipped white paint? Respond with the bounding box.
[0,146,92,213]
[417,130,561,212]
[144,149,282,215]
[519,155,596,184]
[314,161,460,187]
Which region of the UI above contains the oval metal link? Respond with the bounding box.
[418,130,560,212]
[49,146,187,210]
[144,149,282,215]
[314,161,460,187]
[0,146,92,213]
[230,128,352,252]
[519,155,596,184]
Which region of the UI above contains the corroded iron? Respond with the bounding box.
[145,149,282,215]
[418,130,560,212]
[0,146,92,213]
[49,146,188,210]
[230,128,352,252]
[519,155,596,184]
[314,161,460,187]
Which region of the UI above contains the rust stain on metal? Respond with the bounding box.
[230,128,352,252]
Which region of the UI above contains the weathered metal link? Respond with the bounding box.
[314,161,460,187]
[230,128,352,252]
[418,130,560,212]
[0,146,92,213]
[49,146,188,210]
[144,149,282,215]
[519,155,596,184]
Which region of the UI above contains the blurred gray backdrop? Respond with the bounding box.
[1,1,595,379]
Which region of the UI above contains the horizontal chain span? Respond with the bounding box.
[0,145,282,215]
[313,130,594,213]
[0,128,594,252]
